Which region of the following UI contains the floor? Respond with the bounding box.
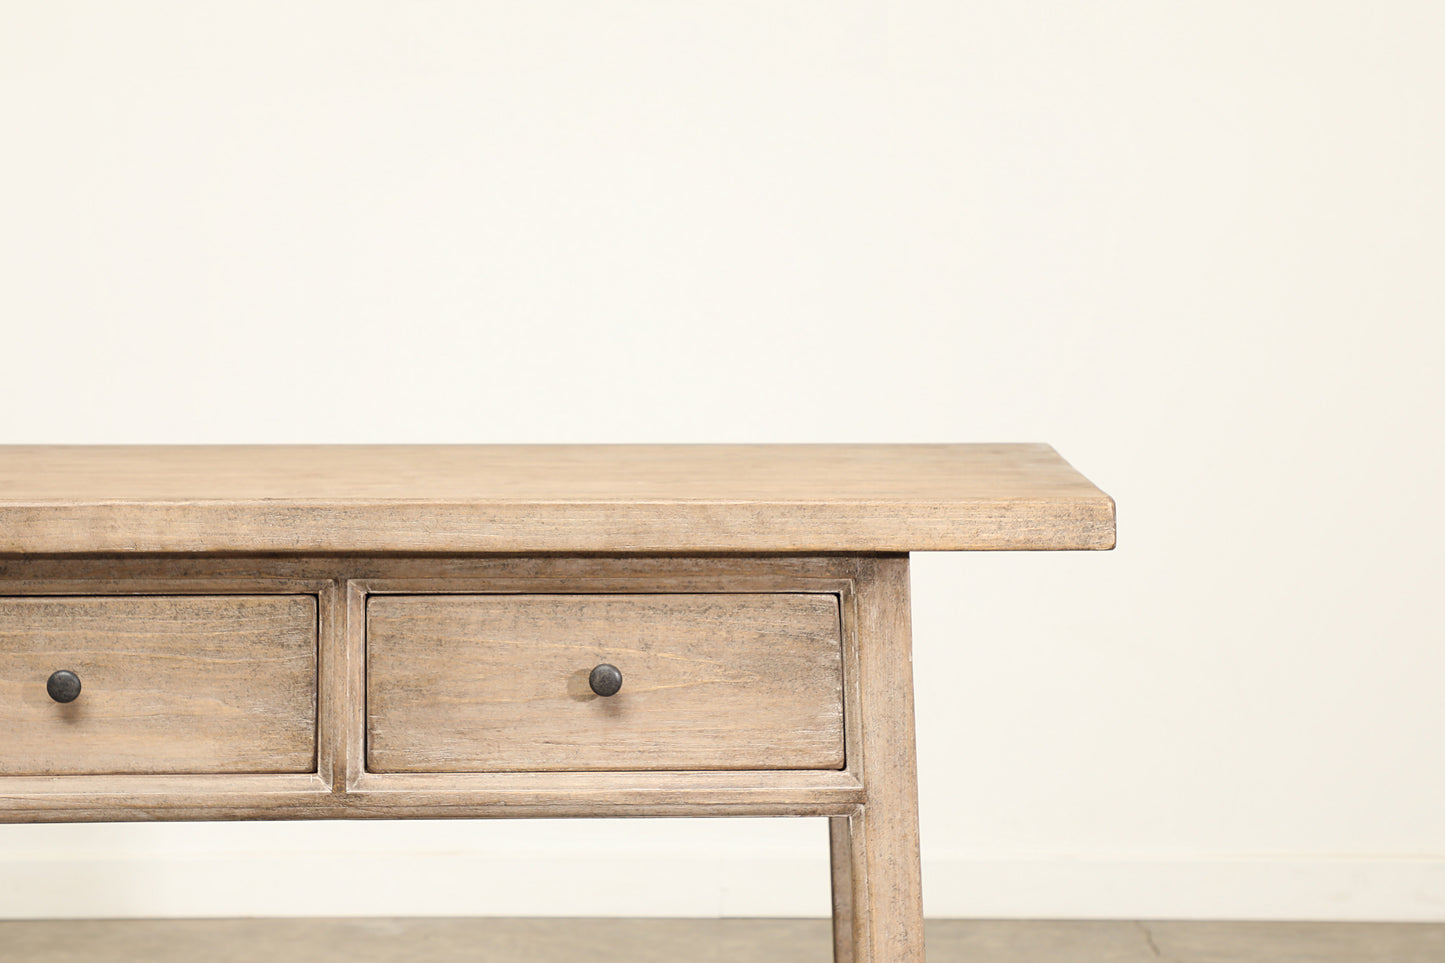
[0,919,1441,962]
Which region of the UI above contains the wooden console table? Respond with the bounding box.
[0,444,1114,962]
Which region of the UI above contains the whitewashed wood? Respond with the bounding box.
[0,770,863,823]
[0,774,331,822]
[316,581,350,792]
[367,593,845,773]
[0,444,1115,553]
[0,556,868,821]
[831,576,865,963]
[0,553,863,588]
[343,769,864,819]
[845,557,926,963]
[830,815,856,963]
[338,580,368,790]
[0,595,317,776]
[0,452,1111,957]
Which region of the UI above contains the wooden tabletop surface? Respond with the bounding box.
[0,444,1114,554]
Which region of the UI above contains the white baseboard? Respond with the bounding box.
[2,854,1442,921]
[923,857,1445,921]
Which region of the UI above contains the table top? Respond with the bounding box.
[0,444,1114,554]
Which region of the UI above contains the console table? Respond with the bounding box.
[0,444,1114,962]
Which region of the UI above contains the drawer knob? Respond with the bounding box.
[47,670,83,704]
[588,663,623,697]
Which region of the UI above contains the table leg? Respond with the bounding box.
[841,556,926,963]
[830,815,856,963]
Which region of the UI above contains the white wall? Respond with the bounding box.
[2,1,1442,921]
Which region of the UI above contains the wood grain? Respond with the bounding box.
[0,555,863,818]
[0,557,874,824]
[0,553,864,588]
[0,595,317,776]
[0,467,1113,954]
[844,557,926,963]
[0,769,863,823]
[830,815,856,963]
[317,580,351,791]
[367,593,845,773]
[0,444,1115,553]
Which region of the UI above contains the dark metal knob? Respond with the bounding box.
[47,670,82,704]
[588,663,622,697]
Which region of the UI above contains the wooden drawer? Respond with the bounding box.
[366,594,845,773]
[0,595,317,776]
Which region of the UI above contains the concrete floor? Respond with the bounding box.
[0,918,1441,962]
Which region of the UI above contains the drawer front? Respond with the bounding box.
[367,594,845,773]
[0,595,317,776]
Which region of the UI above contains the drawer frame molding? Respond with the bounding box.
[0,554,921,962]
[345,558,869,815]
[0,555,894,822]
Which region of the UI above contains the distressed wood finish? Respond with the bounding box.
[830,816,856,963]
[0,770,864,823]
[0,555,867,822]
[841,556,925,963]
[0,553,865,589]
[0,445,1115,962]
[367,593,845,773]
[0,444,1115,554]
[0,595,317,776]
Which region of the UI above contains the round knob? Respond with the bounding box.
[588,663,623,697]
[47,670,82,704]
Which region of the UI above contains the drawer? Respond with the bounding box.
[0,595,317,776]
[366,593,845,773]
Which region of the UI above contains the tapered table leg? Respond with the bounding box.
[839,556,926,962]
[830,815,856,963]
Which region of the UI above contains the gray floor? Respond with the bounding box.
[0,918,1442,962]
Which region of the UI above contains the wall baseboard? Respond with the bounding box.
[923,856,1445,922]
[1,854,1442,921]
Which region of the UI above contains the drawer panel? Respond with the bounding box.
[0,595,317,776]
[367,594,845,773]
